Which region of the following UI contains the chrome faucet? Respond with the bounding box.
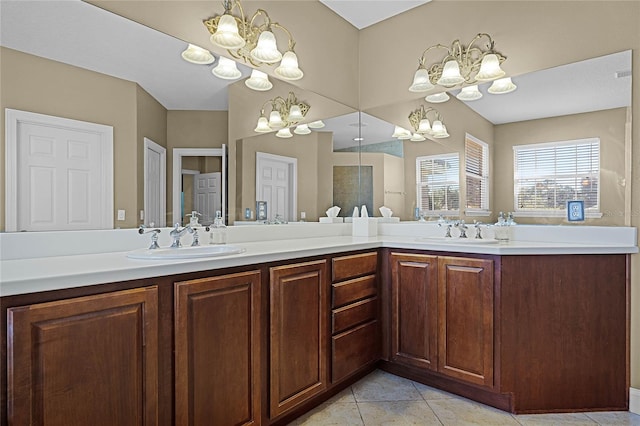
[473,221,483,239]
[170,223,194,248]
[456,220,468,238]
[138,225,161,249]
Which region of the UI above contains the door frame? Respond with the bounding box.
[143,137,166,227]
[172,146,226,226]
[255,152,297,221]
[5,108,114,232]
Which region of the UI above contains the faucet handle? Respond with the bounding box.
[138,226,161,249]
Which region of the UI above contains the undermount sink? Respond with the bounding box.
[416,236,499,244]
[127,245,245,260]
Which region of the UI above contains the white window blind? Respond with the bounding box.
[465,135,489,211]
[416,153,460,214]
[513,138,600,215]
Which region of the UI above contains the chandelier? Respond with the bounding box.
[203,0,303,81]
[392,105,449,141]
[408,33,516,101]
[254,92,311,138]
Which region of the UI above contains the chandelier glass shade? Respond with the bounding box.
[245,69,273,91]
[409,33,514,101]
[212,56,242,80]
[203,0,303,80]
[254,91,310,134]
[181,44,216,64]
[407,105,450,139]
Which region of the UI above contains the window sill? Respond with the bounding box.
[513,210,603,219]
[464,210,492,217]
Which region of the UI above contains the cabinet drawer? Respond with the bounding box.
[332,275,377,308]
[332,252,378,282]
[332,297,377,334]
[332,320,379,383]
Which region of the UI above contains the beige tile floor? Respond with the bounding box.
[288,370,640,426]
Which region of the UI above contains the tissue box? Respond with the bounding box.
[352,217,378,236]
[378,217,400,223]
[319,217,344,223]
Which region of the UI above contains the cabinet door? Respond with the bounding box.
[269,260,328,418]
[390,253,438,371]
[438,256,494,387]
[174,271,261,426]
[7,286,158,426]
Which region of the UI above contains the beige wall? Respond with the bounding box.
[494,108,629,226]
[136,85,167,226]
[0,47,138,230]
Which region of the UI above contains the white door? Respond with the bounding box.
[194,172,221,225]
[144,138,166,227]
[6,109,113,232]
[256,152,297,222]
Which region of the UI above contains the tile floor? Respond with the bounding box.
[288,370,640,426]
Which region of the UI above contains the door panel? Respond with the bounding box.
[390,253,438,371]
[194,172,221,224]
[438,256,494,387]
[269,260,328,418]
[7,287,158,426]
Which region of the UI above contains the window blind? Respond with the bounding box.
[465,136,489,211]
[416,153,460,213]
[513,138,600,213]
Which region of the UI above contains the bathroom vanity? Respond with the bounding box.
[0,224,635,425]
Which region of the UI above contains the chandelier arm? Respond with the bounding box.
[270,22,296,51]
[419,44,450,66]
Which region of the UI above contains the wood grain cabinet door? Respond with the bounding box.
[269,260,328,419]
[437,256,494,387]
[390,253,438,371]
[7,286,159,426]
[174,271,261,426]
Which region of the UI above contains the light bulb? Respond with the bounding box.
[250,30,282,63]
[437,60,465,86]
[409,68,435,92]
[210,14,245,50]
[275,51,304,80]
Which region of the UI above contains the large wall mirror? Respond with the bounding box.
[359,50,632,226]
[0,0,359,231]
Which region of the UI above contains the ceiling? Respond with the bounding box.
[0,0,632,149]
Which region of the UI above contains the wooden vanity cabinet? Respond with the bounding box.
[389,253,494,387]
[330,252,380,383]
[268,260,329,419]
[174,270,261,426]
[6,286,159,426]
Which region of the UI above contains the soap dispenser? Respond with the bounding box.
[210,210,227,245]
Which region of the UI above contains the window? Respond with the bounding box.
[465,135,489,213]
[513,138,600,216]
[416,153,460,215]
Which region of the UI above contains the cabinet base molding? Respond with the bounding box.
[631,388,640,415]
[379,361,513,413]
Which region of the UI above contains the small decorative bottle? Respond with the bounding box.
[210,210,227,245]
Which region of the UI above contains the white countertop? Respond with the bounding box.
[1,222,637,297]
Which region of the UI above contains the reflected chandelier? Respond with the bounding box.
[393,105,449,141]
[203,0,304,81]
[409,33,515,99]
[254,92,310,138]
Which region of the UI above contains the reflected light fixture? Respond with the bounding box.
[307,120,325,129]
[407,105,450,139]
[294,124,311,135]
[254,91,310,134]
[245,69,273,91]
[456,85,483,101]
[487,77,517,94]
[409,33,515,101]
[181,44,216,64]
[203,0,303,80]
[425,92,450,104]
[212,56,242,80]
